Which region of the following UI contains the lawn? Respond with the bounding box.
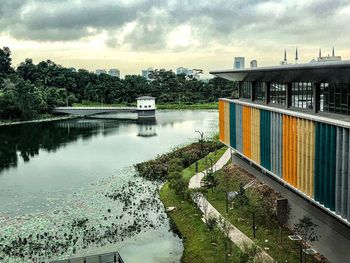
[204,165,320,263]
[160,146,243,263]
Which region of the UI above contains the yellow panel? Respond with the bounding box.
[305,120,311,196]
[223,101,230,145]
[297,118,302,190]
[219,100,225,142]
[309,121,315,197]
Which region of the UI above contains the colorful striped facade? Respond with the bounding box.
[219,99,350,222]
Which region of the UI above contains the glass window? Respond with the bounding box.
[270,83,286,105]
[254,82,266,102]
[240,81,252,99]
[291,82,313,109]
[322,83,350,115]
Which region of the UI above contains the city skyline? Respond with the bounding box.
[1,0,350,78]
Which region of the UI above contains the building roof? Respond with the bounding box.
[210,60,350,83]
[136,96,155,100]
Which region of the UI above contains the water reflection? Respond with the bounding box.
[0,110,218,262]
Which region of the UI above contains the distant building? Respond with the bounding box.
[141,67,154,79]
[250,60,257,68]
[317,47,341,62]
[96,69,107,75]
[176,67,190,75]
[108,69,120,78]
[280,49,288,65]
[234,57,245,69]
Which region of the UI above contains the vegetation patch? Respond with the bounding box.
[204,164,329,263]
[134,140,223,181]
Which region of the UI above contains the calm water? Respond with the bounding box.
[0,110,218,262]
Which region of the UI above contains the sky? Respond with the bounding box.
[1,0,350,78]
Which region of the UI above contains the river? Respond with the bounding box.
[0,110,218,262]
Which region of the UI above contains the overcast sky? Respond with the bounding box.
[1,0,350,77]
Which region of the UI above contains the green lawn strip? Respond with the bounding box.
[160,183,239,263]
[205,170,319,263]
[156,102,218,110]
[159,146,244,263]
[182,146,228,182]
[72,101,218,110]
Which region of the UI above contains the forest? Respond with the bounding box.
[0,47,237,120]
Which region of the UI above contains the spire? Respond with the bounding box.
[319,48,322,58]
[332,46,335,57]
[284,49,287,64]
[295,47,299,64]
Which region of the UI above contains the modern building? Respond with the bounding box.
[141,67,154,80]
[250,60,257,68]
[234,57,245,69]
[95,69,107,75]
[108,69,120,78]
[211,60,350,225]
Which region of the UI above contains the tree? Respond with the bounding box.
[293,216,319,262]
[0,47,14,77]
[235,183,249,208]
[245,195,262,239]
[168,171,187,199]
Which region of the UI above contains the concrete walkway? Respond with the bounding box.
[189,148,273,262]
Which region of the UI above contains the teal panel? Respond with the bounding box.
[324,124,330,206]
[314,122,320,202]
[260,110,265,168]
[266,111,271,170]
[230,102,236,149]
[329,125,336,211]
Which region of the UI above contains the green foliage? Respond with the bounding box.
[236,242,261,263]
[169,171,187,199]
[135,140,222,181]
[293,216,319,244]
[0,47,238,121]
[235,183,250,208]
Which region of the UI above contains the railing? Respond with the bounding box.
[50,251,124,263]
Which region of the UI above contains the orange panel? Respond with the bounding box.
[219,100,225,142]
[242,106,251,158]
[292,117,298,187]
[282,115,287,181]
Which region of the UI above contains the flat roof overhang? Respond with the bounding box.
[210,60,350,83]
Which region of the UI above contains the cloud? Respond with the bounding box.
[1,0,350,52]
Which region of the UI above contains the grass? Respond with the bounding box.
[160,146,243,263]
[204,165,320,263]
[156,102,218,110]
[72,101,218,110]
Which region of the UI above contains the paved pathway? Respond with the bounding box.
[189,148,273,262]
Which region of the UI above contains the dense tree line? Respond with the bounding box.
[0,47,237,120]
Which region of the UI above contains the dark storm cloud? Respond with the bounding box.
[1,0,350,50]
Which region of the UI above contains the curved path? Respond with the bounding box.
[189,148,273,262]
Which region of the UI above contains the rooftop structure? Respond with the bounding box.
[95,69,107,75]
[234,57,245,69]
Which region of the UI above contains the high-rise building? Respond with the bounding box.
[95,69,107,75]
[233,57,245,69]
[108,69,120,78]
[250,60,257,68]
[141,67,154,80]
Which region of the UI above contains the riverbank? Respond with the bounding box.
[159,146,242,263]
[73,101,218,110]
[0,115,77,127]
